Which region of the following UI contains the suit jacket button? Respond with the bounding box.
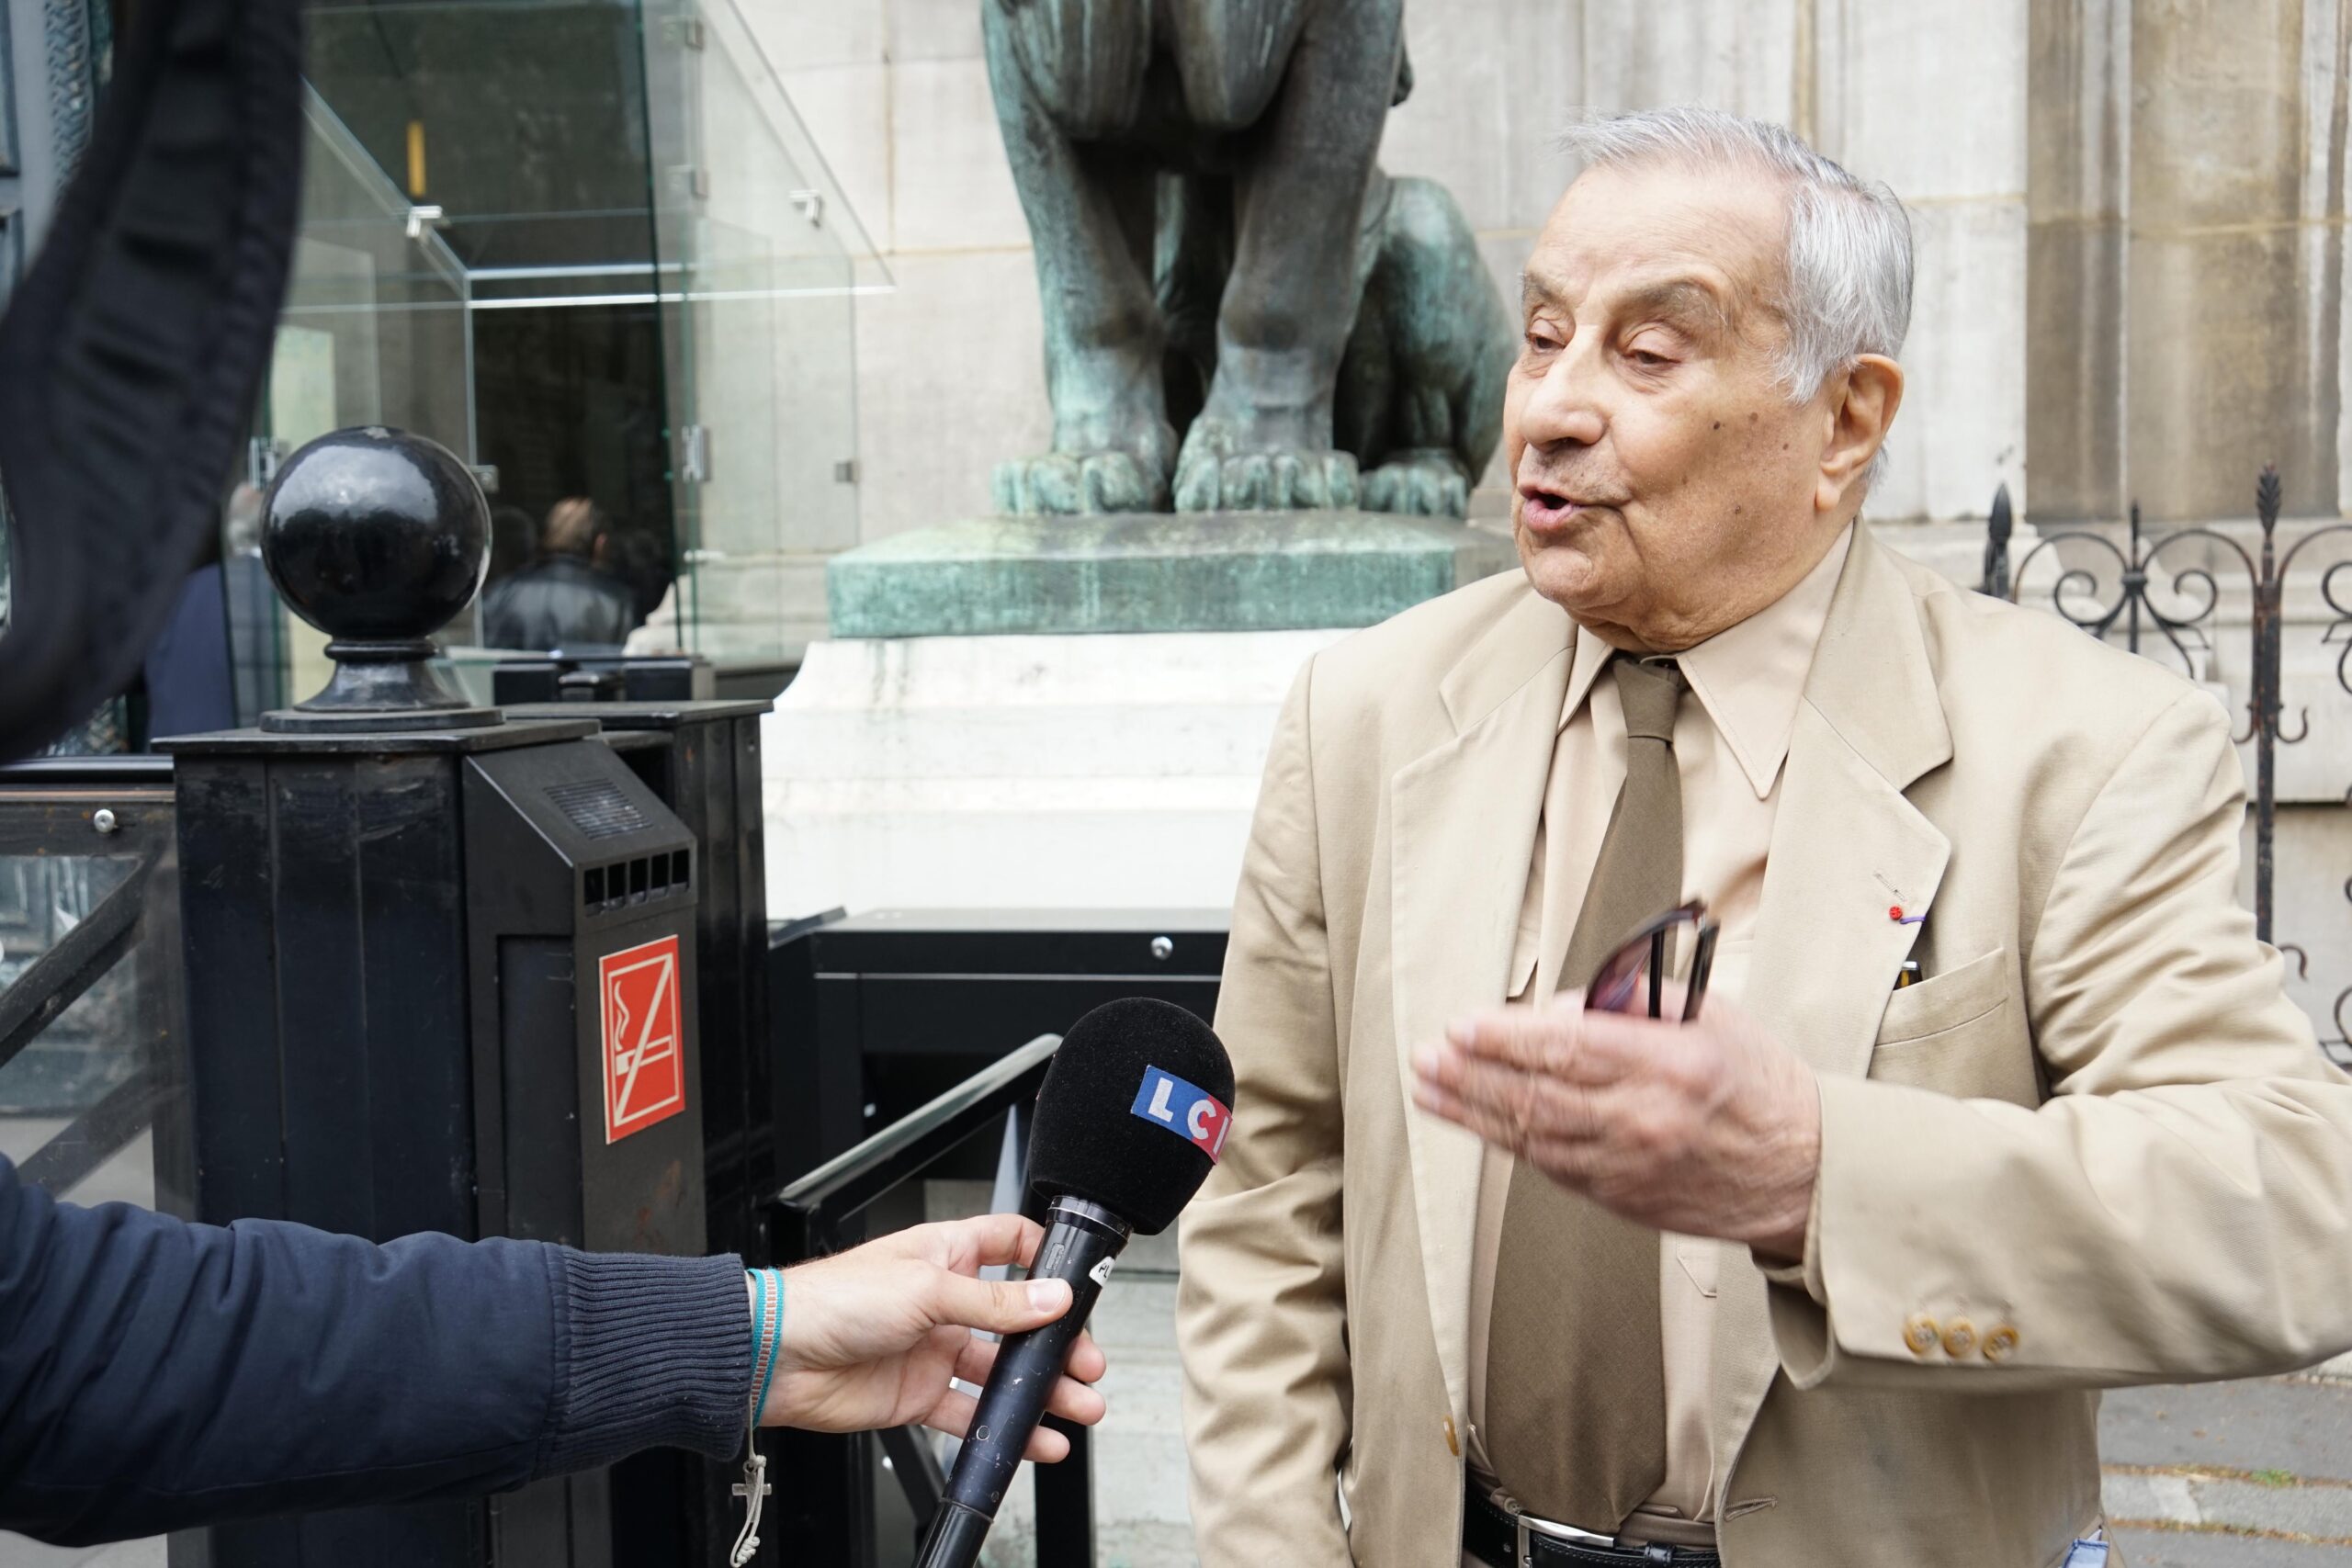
[1903,1314,1940,1355]
[1941,1319,1977,1359]
[1982,1325,2020,1362]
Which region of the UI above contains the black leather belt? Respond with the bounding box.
[1463,1478,1721,1567]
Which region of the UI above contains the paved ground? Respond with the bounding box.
[913,1175,2352,1566]
[2104,1374,2352,1563]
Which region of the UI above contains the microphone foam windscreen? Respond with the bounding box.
[1025,998,1236,1235]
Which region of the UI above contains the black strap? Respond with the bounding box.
[0,0,302,760]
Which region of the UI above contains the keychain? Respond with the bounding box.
[730,1269,783,1565]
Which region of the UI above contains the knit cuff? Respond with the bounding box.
[537,1249,753,1478]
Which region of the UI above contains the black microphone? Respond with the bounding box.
[913,997,1234,1568]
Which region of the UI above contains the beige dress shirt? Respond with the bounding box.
[1463,525,1853,1544]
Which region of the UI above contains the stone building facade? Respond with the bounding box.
[736,0,2352,1040]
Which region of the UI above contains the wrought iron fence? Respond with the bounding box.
[1982,470,2352,1061]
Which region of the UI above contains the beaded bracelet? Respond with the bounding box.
[730,1268,785,1566]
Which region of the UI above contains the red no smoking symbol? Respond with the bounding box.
[600,935,685,1143]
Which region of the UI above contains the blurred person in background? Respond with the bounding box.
[485,502,539,584]
[142,482,278,737]
[481,496,639,650]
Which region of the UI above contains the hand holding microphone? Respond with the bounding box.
[753,1213,1108,1457]
[914,998,1236,1568]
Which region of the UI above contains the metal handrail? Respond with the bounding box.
[0,761,191,1208]
[768,1032,1058,1257]
[762,1032,1087,1568]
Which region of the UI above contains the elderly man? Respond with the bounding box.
[1176,106,2352,1568]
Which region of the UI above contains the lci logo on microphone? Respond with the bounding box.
[1129,1066,1232,1161]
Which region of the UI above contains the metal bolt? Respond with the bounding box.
[92,808,118,835]
[1150,936,1174,962]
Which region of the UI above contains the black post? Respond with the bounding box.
[2253,467,2285,945]
[2124,502,2146,657]
[162,428,710,1568]
[1034,1418,1097,1568]
[1981,481,2012,599]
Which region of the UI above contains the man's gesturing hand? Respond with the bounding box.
[1411,992,1821,1260]
[757,1214,1109,1460]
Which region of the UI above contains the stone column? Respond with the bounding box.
[2127,0,2331,523]
[2029,0,2349,525]
[2026,0,2130,523]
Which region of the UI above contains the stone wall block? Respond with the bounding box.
[886,0,985,62]
[854,248,1051,541]
[2129,225,2323,519]
[2024,213,2127,521]
[748,0,885,72]
[1832,0,2029,200]
[1380,0,1515,232]
[772,62,895,254]
[889,57,1030,254]
[1582,0,1800,121]
[1891,198,2030,522]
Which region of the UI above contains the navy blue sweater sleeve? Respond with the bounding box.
[0,1153,752,1546]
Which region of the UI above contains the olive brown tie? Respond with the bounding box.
[1483,657,1684,1532]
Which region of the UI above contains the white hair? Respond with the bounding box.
[1555,106,1914,489]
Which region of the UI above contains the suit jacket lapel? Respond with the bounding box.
[1391,582,1573,1422]
[1713,524,1955,1472]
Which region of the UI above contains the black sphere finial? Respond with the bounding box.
[263,426,489,641]
[257,427,501,732]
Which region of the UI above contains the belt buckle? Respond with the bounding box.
[1494,1488,1616,1566]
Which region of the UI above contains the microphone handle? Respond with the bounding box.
[913,1196,1127,1568]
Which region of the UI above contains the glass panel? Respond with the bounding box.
[205,0,889,698]
[0,781,190,1565]
[636,0,872,669]
[242,85,474,709]
[0,810,191,1212]
[298,0,682,664]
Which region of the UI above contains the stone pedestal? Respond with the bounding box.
[763,627,1346,919]
[763,512,1515,918]
[827,510,1516,637]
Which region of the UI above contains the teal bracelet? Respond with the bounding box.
[748,1268,785,1424]
[733,1269,784,1564]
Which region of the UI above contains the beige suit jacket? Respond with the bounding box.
[1177,524,2352,1567]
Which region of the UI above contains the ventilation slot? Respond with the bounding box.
[580,850,691,913]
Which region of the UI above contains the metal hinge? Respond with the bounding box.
[665,8,704,48]
[789,189,824,228]
[469,463,501,496]
[670,164,709,201]
[246,436,287,489]
[680,424,712,484]
[832,458,858,485]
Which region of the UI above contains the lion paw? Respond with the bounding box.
[1172,424,1359,513]
[1361,449,1472,519]
[993,449,1170,514]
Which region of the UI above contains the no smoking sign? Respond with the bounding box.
[599,935,686,1144]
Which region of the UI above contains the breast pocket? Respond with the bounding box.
[1867,946,2037,1103]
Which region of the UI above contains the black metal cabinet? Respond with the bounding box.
[164,717,707,1568]
[503,698,772,1568]
[507,700,774,1262]
[767,908,1228,1184]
